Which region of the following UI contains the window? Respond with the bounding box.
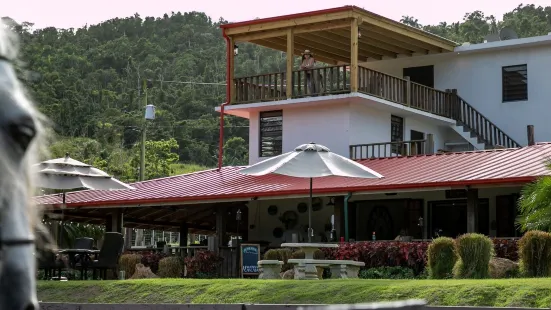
[391,115,404,155]
[502,64,527,102]
[259,110,283,157]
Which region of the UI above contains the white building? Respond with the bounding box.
[37,7,551,253]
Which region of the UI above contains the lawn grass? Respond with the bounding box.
[38,278,551,307]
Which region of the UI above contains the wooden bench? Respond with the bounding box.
[257,260,283,279]
[288,259,365,280]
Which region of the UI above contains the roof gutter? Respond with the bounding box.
[218,29,232,171]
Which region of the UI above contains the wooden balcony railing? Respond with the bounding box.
[350,135,434,160]
[357,67,454,118]
[233,67,519,150]
[291,65,350,98]
[234,72,286,103]
[233,65,349,103]
[452,95,521,149]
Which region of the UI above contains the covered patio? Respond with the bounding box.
[35,143,551,277]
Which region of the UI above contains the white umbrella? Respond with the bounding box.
[33,153,134,245]
[239,142,383,242]
[33,154,134,191]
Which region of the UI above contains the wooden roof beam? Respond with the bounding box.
[301,32,383,60]
[361,25,439,52]
[266,37,351,63]
[252,39,339,65]
[325,29,398,58]
[352,10,456,51]
[233,19,352,43]
[225,10,354,35]
[293,35,376,61]
[361,31,428,54]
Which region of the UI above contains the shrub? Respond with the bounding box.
[427,237,457,279]
[518,230,551,277]
[323,241,429,275]
[158,256,184,278]
[264,248,293,271]
[493,238,518,261]
[184,250,223,278]
[140,252,168,274]
[453,233,493,279]
[119,254,142,279]
[359,266,416,279]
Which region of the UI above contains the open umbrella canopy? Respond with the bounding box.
[239,143,383,242]
[33,153,134,191]
[239,143,383,179]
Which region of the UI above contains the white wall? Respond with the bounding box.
[246,186,521,245]
[248,101,458,164]
[247,197,335,246]
[362,44,551,145]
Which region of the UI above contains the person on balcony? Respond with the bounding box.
[300,50,316,95]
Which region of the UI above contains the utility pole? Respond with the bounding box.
[140,79,147,182]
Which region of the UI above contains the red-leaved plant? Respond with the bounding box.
[184,250,223,278]
[323,242,429,274]
[140,252,168,273]
[492,238,518,261]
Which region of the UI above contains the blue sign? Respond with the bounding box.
[240,244,260,276]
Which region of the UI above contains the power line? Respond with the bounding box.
[157,80,227,86]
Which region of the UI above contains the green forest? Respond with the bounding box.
[2,4,550,183]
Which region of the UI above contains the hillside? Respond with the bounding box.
[2,4,550,182]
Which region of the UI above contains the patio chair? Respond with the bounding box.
[84,232,124,280]
[36,247,65,280]
[74,237,94,249]
[72,237,94,266]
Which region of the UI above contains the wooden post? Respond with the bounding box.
[286,29,294,99]
[405,76,411,107]
[425,134,434,154]
[451,89,459,120]
[527,125,535,146]
[350,18,359,92]
[215,205,227,250]
[467,188,478,233]
[229,37,235,104]
[333,196,345,240]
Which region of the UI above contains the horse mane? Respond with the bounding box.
[0,21,49,247]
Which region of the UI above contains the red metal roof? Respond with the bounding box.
[35,143,551,208]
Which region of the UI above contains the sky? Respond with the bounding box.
[3,0,550,30]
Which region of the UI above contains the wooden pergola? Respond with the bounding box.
[221,6,458,100]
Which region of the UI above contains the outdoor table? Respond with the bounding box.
[58,249,100,279]
[281,243,338,279]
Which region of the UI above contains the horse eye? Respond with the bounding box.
[7,116,36,152]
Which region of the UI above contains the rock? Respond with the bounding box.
[129,263,158,279]
[489,257,519,278]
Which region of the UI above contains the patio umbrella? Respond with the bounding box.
[239,142,383,242]
[33,153,134,244]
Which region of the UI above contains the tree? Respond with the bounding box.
[517,163,551,232]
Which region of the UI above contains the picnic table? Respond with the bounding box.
[281,243,338,280]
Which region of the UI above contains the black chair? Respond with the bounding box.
[74,237,94,249]
[36,247,65,280]
[82,232,124,280]
[72,237,95,267]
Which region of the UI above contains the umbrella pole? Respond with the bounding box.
[58,191,65,247]
[308,178,313,243]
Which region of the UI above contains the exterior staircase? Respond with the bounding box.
[445,94,521,151]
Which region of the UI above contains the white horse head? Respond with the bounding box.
[0,21,45,309]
